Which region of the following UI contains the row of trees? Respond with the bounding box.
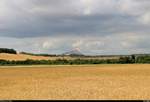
[20,52,58,57]
[0,48,17,54]
[135,55,150,63]
[0,59,118,65]
[0,55,149,65]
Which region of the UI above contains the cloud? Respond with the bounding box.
[72,40,83,49]
[0,0,150,55]
[0,33,150,55]
[138,12,150,25]
[0,0,148,38]
[42,41,53,49]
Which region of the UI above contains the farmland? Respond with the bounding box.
[0,53,56,61]
[0,64,150,99]
[0,53,120,61]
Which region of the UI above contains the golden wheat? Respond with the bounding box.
[0,64,150,99]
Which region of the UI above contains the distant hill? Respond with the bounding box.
[62,49,84,56]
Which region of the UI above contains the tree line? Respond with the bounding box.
[0,55,150,65]
[0,48,17,54]
[20,52,58,57]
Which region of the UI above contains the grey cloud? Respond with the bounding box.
[0,0,149,38]
[0,13,144,38]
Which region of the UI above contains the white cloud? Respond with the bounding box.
[117,0,150,16]
[85,41,104,49]
[72,40,83,48]
[42,41,53,49]
[138,12,150,25]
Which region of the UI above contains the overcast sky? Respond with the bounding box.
[0,0,150,55]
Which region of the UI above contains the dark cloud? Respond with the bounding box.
[0,13,145,38]
[1,0,149,38]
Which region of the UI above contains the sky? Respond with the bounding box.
[0,0,150,55]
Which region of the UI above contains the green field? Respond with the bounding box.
[0,64,150,99]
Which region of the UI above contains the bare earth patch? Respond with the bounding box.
[0,64,150,100]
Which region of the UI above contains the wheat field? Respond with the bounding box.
[0,53,52,61]
[0,64,150,100]
[0,53,119,61]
